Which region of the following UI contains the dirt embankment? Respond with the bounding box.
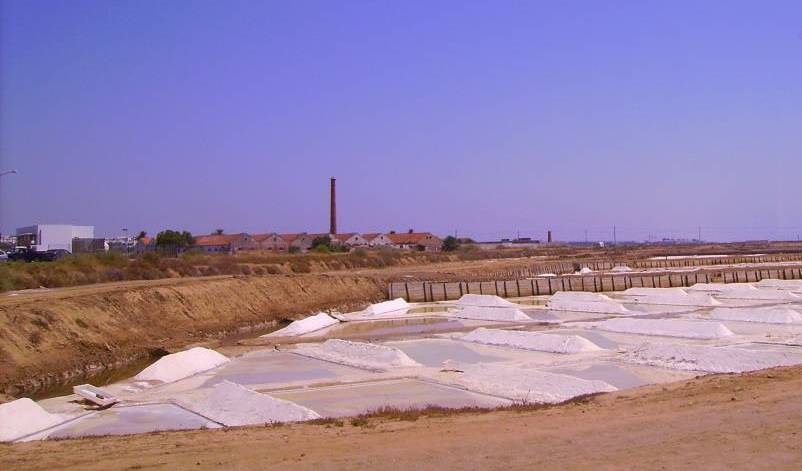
[3,366,801,470]
[0,274,386,396]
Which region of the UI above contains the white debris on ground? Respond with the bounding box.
[263,313,339,337]
[0,398,67,442]
[546,291,630,314]
[450,306,532,322]
[709,307,802,324]
[539,273,557,277]
[755,279,802,291]
[456,294,517,308]
[179,381,320,426]
[449,362,616,403]
[135,347,230,384]
[593,318,734,339]
[619,287,721,306]
[293,339,421,370]
[624,343,802,373]
[460,328,603,354]
[687,283,800,301]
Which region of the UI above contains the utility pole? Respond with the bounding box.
[0,170,19,239]
[613,225,617,246]
[697,225,701,242]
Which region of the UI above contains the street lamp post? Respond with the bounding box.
[0,170,18,240]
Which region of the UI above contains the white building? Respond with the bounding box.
[15,224,95,252]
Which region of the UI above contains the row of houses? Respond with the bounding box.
[189,231,443,253]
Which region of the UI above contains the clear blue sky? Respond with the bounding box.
[2,0,801,242]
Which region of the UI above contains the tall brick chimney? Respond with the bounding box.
[330,177,337,234]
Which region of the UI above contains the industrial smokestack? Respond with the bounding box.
[330,177,337,234]
[547,230,552,243]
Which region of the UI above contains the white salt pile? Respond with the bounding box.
[360,298,410,316]
[452,363,616,403]
[0,398,66,442]
[687,283,799,301]
[263,313,339,338]
[294,339,421,370]
[611,265,632,272]
[625,343,802,373]
[546,291,630,314]
[450,306,531,322]
[461,328,603,354]
[620,287,721,306]
[456,294,517,308]
[135,347,230,384]
[709,307,802,324]
[593,318,734,340]
[180,381,319,426]
[578,267,593,275]
[756,279,802,291]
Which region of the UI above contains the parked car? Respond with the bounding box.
[40,249,70,261]
[0,250,7,262]
[8,247,38,262]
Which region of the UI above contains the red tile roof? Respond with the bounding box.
[386,232,440,245]
[331,233,357,242]
[252,233,279,242]
[280,233,307,243]
[194,234,242,246]
[361,233,382,241]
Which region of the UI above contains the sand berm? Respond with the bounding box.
[0,274,387,397]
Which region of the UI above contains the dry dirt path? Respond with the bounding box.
[3,366,801,470]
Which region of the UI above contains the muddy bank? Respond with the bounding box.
[0,274,386,397]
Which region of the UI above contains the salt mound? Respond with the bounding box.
[611,266,632,272]
[456,294,517,308]
[546,291,629,314]
[294,339,420,370]
[619,287,721,306]
[594,318,734,339]
[625,343,802,373]
[578,267,593,275]
[756,279,802,291]
[181,381,319,426]
[461,328,603,354]
[360,298,410,316]
[263,313,339,337]
[135,347,230,384]
[623,287,688,296]
[710,307,802,324]
[0,398,66,442]
[688,283,799,301]
[454,363,616,403]
[451,306,531,322]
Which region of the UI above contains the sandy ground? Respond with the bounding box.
[3,365,801,470]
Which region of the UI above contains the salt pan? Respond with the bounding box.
[294,339,421,370]
[461,328,603,354]
[756,279,802,291]
[180,381,319,426]
[451,306,531,322]
[593,318,734,339]
[452,363,616,403]
[456,294,517,308]
[263,313,339,337]
[135,347,230,384]
[546,291,630,314]
[625,343,802,373]
[619,287,721,306]
[709,307,802,324]
[688,283,799,301]
[0,398,66,442]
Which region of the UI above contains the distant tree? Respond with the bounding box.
[136,231,147,240]
[311,235,332,250]
[156,230,195,253]
[442,236,461,252]
[215,229,224,235]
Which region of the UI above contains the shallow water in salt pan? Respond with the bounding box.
[384,339,505,366]
[48,404,214,438]
[271,379,509,418]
